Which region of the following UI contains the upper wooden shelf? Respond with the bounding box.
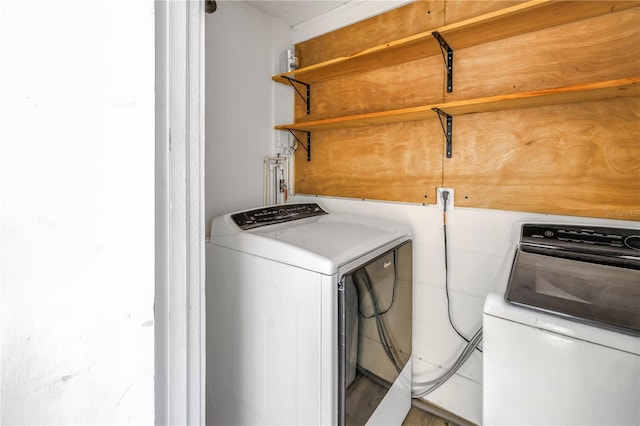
[274,77,640,132]
[272,0,640,85]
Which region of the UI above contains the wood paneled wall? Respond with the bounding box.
[291,1,640,220]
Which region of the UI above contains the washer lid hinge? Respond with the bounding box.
[432,31,453,93]
[433,108,453,158]
[281,76,310,115]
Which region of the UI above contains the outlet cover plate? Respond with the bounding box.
[437,187,454,211]
[275,131,289,148]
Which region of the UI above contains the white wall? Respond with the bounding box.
[205,1,292,234]
[0,1,155,423]
[203,1,409,232]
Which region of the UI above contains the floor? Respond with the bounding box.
[346,372,453,426]
[345,373,388,424]
[403,407,451,426]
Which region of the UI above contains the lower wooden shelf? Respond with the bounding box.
[275,77,640,132]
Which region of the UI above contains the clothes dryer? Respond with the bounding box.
[206,203,412,425]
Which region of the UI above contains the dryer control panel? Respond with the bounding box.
[231,203,328,230]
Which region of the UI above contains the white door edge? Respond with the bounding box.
[155,1,206,424]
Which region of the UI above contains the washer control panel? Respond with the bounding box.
[522,224,640,255]
[231,203,328,230]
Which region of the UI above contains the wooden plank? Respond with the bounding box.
[293,55,444,122]
[294,1,445,67]
[277,105,437,131]
[438,78,640,116]
[444,1,529,24]
[293,121,444,205]
[274,32,442,84]
[440,1,640,50]
[444,97,640,220]
[288,1,640,221]
[277,78,640,131]
[273,0,640,85]
[448,6,640,100]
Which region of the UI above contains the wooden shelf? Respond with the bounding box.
[272,0,640,85]
[275,77,640,132]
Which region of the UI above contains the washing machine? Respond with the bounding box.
[205,203,412,425]
[483,223,640,425]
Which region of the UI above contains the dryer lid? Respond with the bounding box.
[209,204,411,275]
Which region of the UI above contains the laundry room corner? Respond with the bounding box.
[202,1,640,424]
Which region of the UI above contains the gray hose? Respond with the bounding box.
[412,327,483,398]
[353,263,402,374]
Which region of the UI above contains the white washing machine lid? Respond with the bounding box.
[208,204,411,275]
[485,245,640,355]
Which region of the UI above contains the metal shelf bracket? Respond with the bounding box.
[287,129,311,161]
[433,108,453,158]
[282,76,311,115]
[432,31,453,93]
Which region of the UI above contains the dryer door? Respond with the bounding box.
[337,240,412,426]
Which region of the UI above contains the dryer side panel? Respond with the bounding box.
[206,245,326,425]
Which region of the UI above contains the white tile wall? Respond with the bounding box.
[291,194,639,424]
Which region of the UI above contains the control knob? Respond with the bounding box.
[624,235,640,250]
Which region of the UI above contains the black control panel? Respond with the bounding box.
[231,203,328,230]
[521,224,640,255]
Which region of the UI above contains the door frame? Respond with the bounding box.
[155,1,206,424]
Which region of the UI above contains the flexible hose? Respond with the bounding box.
[411,190,484,398]
[412,328,483,398]
[353,257,403,374]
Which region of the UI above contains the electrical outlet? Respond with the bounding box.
[437,187,454,211]
[275,131,294,156]
[275,131,289,149]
